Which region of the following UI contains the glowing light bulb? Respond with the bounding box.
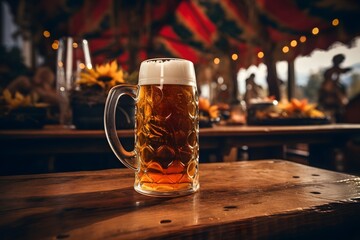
[312,27,319,35]
[299,36,306,43]
[231,53,238,61]
[43,30,50,38]
[282,46,289,53]
[79,63,85,69]
[52,42,59,50]
[290,40,297,47]
[214,58,220,64]
[332,18,339,26]
[257,51,264,59]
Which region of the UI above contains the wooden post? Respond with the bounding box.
[264,47,280,100]
[230,59,240,104]
[287,59,295,101]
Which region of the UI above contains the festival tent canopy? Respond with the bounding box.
[155,0,360,68]
[6,0,360,98]
[8,0,359,67]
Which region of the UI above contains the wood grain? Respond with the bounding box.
[1,160,360,239]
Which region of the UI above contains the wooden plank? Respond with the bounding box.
[1,160,360,239]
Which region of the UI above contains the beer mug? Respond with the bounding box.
[104,58,199,197]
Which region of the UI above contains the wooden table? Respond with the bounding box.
[0,124,360,174]
[201,124,360,169]
[1,160,360,239]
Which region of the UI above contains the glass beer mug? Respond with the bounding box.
[104,58,199,197]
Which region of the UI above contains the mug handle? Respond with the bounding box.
[104,84,138,170]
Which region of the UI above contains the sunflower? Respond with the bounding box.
[76,60,125,92]
[2,89,36,109]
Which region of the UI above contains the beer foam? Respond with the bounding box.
[139,58,196,86]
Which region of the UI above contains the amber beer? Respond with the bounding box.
[104,58,199,197]
[135,84,199,193]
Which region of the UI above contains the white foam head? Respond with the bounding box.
[139,58,196,87]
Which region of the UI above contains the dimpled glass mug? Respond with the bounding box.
[104,58,199,197]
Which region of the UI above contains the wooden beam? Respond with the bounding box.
[287,59,295,100]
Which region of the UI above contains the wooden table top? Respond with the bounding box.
[1,160,360,239]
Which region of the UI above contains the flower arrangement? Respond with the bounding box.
[71,60,137,105]
[198,97,221,127]
[199,97,219,119]
[277,98,325,118]
[2,89,38,109]
[71,60,137,129]
[76,60,126,93]
[0,89,48,129]
[254,98,325,120]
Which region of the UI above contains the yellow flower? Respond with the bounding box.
[77,60,125,92]
[278,98,325,118]
[2,89,37,109]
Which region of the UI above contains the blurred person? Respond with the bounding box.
[318,54,352,122]
[244,73,262,105]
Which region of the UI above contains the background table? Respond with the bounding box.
[1,160,360,239]
[0,124,360,174]
[201,124,360,164]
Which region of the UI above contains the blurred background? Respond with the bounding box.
[1,0,360,105]
[1,0,360,175]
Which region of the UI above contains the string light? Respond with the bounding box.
[282,46,289,53]
[79,63,85,69]
[72,42,78,48]
[299,36,307,43]
[52,41,59,50]
[213,57,220,64]
[257,51,264,59]
[332,18,339,26]
[231,53,238,61]
[290,40,297,47]
[312,27,319,35]
[43,30,50,38]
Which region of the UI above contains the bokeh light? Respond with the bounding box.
[52,41,59,50]
[231,53,238,61]
[43,30,50,38]
[290,40,297,47]
[332,18,339,26]
[299,36,307,43]
[312,27,319,35]
[282,46,289,53]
